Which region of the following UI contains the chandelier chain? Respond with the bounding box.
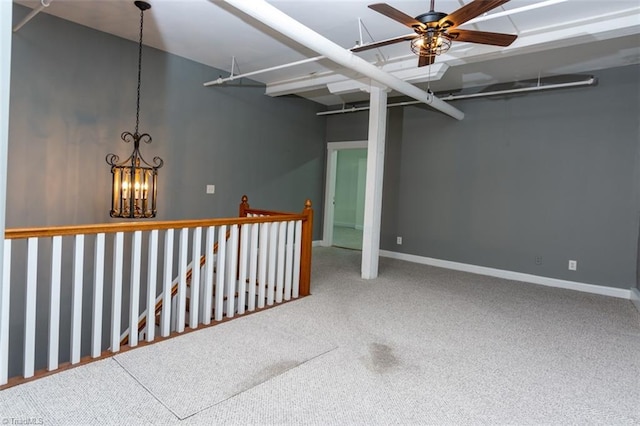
[135,6,145,136]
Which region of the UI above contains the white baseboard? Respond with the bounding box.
[631,288,640,313]
[379,250,632,300]
[312,240,323,247]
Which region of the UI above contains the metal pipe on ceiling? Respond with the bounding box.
[204,55,325,87]
[316,77,597,116]
[13,0,51,32]
[217,0,464,120]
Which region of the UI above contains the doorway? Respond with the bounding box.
[323,141,367,250]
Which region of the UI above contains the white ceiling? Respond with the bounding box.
[13,0,640,106]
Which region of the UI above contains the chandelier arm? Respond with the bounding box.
[105,154,120,166]
[138,133,152,144]
[152,157,164,169]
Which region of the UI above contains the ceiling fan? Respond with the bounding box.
[353,0,518,67]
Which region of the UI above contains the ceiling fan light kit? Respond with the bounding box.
[409,32,452,58]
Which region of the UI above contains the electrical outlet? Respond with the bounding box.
[534,256,542,265]
[568,260,577,271]
[206,184,215,194]
[396,236,402,245]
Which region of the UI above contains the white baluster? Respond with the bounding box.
[128,231,142,348]
[214,225,227,321]
[226,225,239,318]
[248,223,259,312]
[0,240,11,385]
[48,236,62,370]
[202,226,215,325]
[145,230,158,342]
[110,232,124,353]
[177,228,188,333]
[276,221,286,303]
[284,221,294,301]
[171,296,177,332]
[71,234,84,364]
[91,233,105,358]
[23,238,38,378]
[267,222,278,306]
[199,264,206,324]
[257,223,269,309]
[70,234,84,364]
[160,229,174,337]
[237,224,249,315]
[190,227,202,329]
[293,220,302,298]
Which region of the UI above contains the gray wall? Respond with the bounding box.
[6,5,326,378]
[9,5,326,230]
[328,65,640,290]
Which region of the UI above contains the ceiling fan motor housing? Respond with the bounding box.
[414,11,447,29]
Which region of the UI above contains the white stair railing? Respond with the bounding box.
[0,196,313,388]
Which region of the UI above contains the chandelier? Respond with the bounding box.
[106,0,163,219]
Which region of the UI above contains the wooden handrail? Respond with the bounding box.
[5,214,306,239]
[240,195,300,217]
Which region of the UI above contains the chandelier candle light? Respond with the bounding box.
[106,0,163,219]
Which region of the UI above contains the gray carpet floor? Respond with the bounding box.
[1,247,639,425]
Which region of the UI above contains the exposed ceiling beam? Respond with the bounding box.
[217,0,464,120]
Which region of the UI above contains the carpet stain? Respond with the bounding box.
[368,343,400,373]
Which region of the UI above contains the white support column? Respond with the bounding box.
[0,0,13,386]
[361,83,388,279]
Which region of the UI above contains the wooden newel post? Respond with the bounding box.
[299,199,313,296]
[239,195,249,217]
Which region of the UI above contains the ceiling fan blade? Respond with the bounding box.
[447,29,517,46]
[351,33,418,52]
[418,52,436,67]
[369,3,426,30]
[439,0,511,29]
